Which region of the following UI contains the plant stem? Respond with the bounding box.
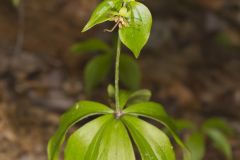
[115,36,121,113]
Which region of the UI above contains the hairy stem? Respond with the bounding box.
[115,36,121,113]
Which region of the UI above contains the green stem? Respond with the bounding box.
[115,36,121,113]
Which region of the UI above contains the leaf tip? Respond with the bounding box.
[82,24,90,32]
[133,50,141,59]
[81,28,87,33]
[134,54,140,59]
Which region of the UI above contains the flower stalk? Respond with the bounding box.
[115,36,121,114]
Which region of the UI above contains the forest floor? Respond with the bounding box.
[0,0,240,159]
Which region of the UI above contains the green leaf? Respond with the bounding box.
[71,39,111,54]
[85,119,135,160]
[185,132,205,160]
[127,89,151,106]
[82,0,122,32]
[109,88,152,109]
[47,101,113,160]
[119,2,152,58]
[119,89,152,109]
[122,115,175,160]
[175,119,196,132]
[123,102,190,160]
[204,128,232,160]
[119,54,141,90]
[107,84,115,98]
[106,84,132,108]
[119,90,131,108]
[84,54,112,94]
[65,115,113,160]
[123,0,133,2]
[202,118,233,135]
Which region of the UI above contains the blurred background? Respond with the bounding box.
[0,0,240,159]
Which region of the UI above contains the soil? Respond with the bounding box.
[0,0,240,159]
